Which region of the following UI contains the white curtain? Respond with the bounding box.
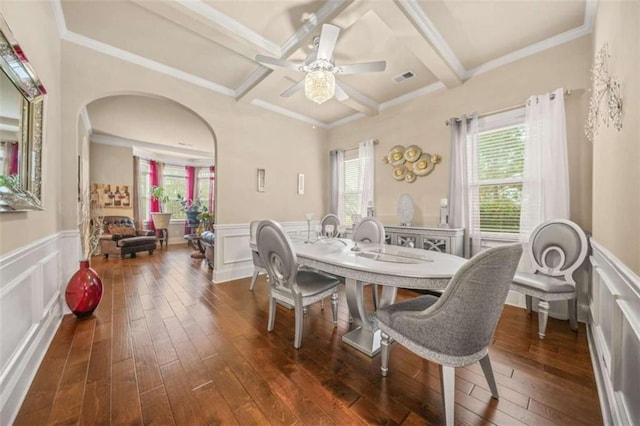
[448,114,480,257]
[329,149,345,222]
[358,139,375,216]
[519,88,570,242]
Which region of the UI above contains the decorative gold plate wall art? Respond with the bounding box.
[383,145,441,183]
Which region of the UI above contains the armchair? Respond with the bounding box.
[375,244,522,425]
[99,216,157,259]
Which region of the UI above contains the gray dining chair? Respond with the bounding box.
[320,213,341,237]
[256,220,341,349]
[511,219,588,339]
[375,243,522,426]
[249,220,267,291]
[352,217,386,309]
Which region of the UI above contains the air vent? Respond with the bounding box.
[393,71,415,84]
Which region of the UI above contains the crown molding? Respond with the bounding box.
[250,99,329,128]
[325,112,365,129]
[234,67,272,100]
[49,0,68,39]
[381,81,445,111]
[175,0,280,56]
[465,22,595,79]
[91,133,214,160]
[399,0,598,82]
[50,0,599,130]
[62,30,235,97]
[132,147,213,168]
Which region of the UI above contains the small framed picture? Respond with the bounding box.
[297,173,304,195]
[257,168,265,192]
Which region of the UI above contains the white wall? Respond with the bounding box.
[89,142,134,218]
[0,3,66,422]
[327,36,593,233]
[590,1,640,276]
[0,1,63,255]
[587,2,640,423]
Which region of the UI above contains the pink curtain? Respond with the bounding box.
[209,166,215,213]
[186,166,195,204]
[149,160,159,231]
[9,142,19,175]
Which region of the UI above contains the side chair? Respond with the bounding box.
[511,219,588,339]
[375,243,522,426]
[352,217,386,309]
[320,213,341,237]
[249,220,267,291]
[256,220,341,349]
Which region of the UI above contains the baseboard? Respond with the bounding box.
[0,230,80,424]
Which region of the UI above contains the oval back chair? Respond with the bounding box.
[511,219,588,339]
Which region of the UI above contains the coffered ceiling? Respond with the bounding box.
[55,0,595,131]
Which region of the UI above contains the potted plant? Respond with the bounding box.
[176,194,207,227]
[149,186,173,229]
[197,211,215,234]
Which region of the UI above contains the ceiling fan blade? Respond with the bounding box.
[338,61,387,75]
[316,24,340,61]
[334,82,349,102]
[280,80,304,98]
[255,54,301,71]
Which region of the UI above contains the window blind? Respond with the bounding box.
[162,165,187,219]
[471,124,525,234]
[343,157,361,226]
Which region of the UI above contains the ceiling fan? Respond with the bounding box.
[255,23,386,104]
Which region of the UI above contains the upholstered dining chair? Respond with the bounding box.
[256,220,341,349]
[375,244,522,426]
[249,220,267,291]
[511,219,588,339]
[320,213,341,237]
[352,217,386,308]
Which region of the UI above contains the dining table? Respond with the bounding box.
[292,237,467,357]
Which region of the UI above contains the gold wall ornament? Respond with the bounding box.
[585,43,624,142]
[383,145,441,183]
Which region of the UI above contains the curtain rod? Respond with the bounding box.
[445,89,573,126]
[343,139,379,152]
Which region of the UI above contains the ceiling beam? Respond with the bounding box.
[370,1,462,88]
[337,81,379,116]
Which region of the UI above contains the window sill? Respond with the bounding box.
[480,232,520,242]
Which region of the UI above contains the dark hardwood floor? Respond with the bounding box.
[15,245,602,425]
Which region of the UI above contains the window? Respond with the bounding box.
[197,168,212,210]
[471,109,525,235]
[343,153,361,226]
[139,159,150,220]
[163,165,187,219]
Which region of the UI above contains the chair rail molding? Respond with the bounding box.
[0,230,81,424]
[212,221,311,284]
[588,239,640,426]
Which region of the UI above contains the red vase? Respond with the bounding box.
[65,260,103,317]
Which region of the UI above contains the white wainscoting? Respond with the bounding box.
[0,230,81,424]
[589,239,640,426]
[212,221,310,283]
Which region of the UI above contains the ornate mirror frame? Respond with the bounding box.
[0,14,46,212]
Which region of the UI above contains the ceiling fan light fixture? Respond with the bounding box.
[305,69,335,104]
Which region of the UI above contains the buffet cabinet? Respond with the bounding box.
[383,225,465,257]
